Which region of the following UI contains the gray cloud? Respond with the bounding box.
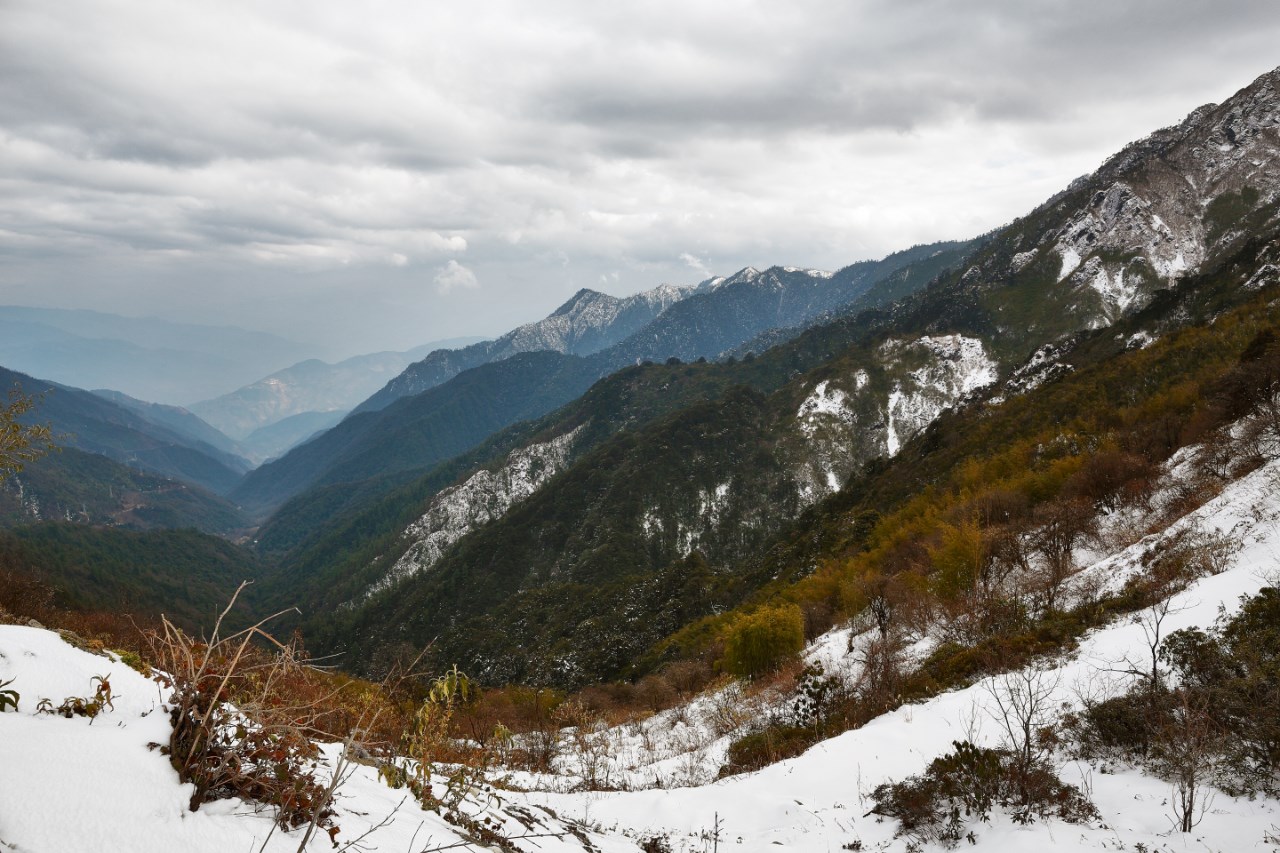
[1,0,1278,360]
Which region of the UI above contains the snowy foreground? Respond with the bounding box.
[5,458,1280,852]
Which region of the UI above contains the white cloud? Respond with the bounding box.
[0,0,1277,354]
[433,259,479,294]
[680,252,711,278]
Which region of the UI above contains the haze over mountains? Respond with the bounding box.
[0,307,314,405]
[187,339,482,463]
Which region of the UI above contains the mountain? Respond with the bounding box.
[608,242,975,365]
[0,523,264,630]
[230,352,606,515]
[234,242,973,516]
[354,284,692,414]
[1,366,249,495]
[240,410,346,462]
[90,390,247,464]
[0,446,250,536]
[281,66,1280,686]
[0,307,314,405]
[189,338,484,463]
[357,245,971,415]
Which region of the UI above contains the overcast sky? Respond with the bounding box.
[2,1,1278,359]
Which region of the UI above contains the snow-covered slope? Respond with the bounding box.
[792,334,997,506]
[495,286,691,360]
[519,451,1280,853]
[987,67,1280,333]
[366,426,584,599]
[0,626,639,853]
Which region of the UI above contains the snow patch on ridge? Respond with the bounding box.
[1005,341,1074,396]
[882,335,997,457]
[782,266,835,278]
[796,380,856,439]
[674,482,732,556]
[368,426,584,597]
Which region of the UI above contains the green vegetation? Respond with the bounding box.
[720,604,805,677]
[870,740,1098,846]
[0,446,248,535]
[1206,185,1261,243]
[1070,587,1280,802]
[0,677,18,712]
[0,384,55,482]
[0,523,264,633]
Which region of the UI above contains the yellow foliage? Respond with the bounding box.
[720,603,805,678]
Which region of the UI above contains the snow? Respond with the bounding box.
[796,380,855,439]
[1010,250,1037,273]
[1005,342,1074,396]
[1081,258,1142,320]
[1126,330,1156,349]
[795,341,993,506]
[1058,246,1082,282]
[782,267,835,279]
[675,481,733,556]
[367,426,583,598]
[0,628,638,853]
[501,284,690,357]
[6,443,1280,852]
[525,454,1280,852]
[882,335,998,458]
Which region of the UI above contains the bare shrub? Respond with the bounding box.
[701,678,754,738]
[854,630,908,715]
[1152,688,1221,833]
[146,587,338,833]
[553,698,617,790]
[985,662,1063,810]
[635,673,677,714]
[1028,498,1096,616]
[662,658,712,697]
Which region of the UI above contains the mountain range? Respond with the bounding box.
[0,307,314,405]
[187,338,482,463]
[246,65,1280,686]
[2,65,1277,698]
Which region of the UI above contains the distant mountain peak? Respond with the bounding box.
[550,288,614,317]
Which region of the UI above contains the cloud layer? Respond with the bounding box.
[2,0,1277,356]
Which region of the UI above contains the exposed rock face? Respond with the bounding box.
[1029,69,1280,327]
[365,426,584,598]
[791,336,997,506]
[359,285,691,412]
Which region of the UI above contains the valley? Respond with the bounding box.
[2,38,1280,853]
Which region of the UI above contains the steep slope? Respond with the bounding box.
[2,366,249,495]
[300,66,1280,685]
[240,410,345,462]
[0,524,264,630]
[230,352,605,515]
[0,626,639,853]
[90,390,248,466]
[356,245,970,416]
[607,240,974,365]
[0,447,249,536]
[530,449,1280,850]
[355,284,691,413]
[725,240,979,358]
